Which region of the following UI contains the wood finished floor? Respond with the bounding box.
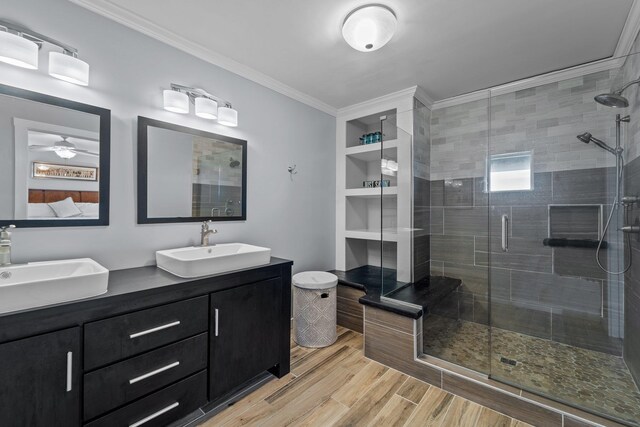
[201,327,533,427]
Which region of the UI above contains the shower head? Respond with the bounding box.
[595,77,640,108]
[594,93,629,108]
[576,132,617,155]
[577,132,592,144]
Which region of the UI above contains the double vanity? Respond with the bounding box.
[0,245,292,427]
[0,82,285,427]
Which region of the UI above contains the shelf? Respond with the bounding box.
[345,229,398,242]
[345,187,397,198]
[345,139,398,162]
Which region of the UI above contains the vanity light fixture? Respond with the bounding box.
[0,30,38,69]
[342,4,397,52]
[163,90,189,114]
[164,84,238,127]
[0,19,90,86]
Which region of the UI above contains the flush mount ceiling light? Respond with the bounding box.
[0,19,90,85]
[342,4,397,52]
[164,84,238,127]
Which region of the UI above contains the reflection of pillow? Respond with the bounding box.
[48,197,82,218]
[28,203,56,218]
[76,203,99,217]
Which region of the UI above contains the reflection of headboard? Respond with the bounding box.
[28,189,99,204]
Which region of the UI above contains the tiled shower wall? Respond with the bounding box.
[413,99,431,283]
[621,37,640,385]
[428,69,626,355]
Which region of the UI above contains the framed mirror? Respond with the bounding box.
[0,84,110,228]
[137,117,247,224]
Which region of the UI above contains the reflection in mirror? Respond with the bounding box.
[0,85,110,227]
[138,117,247,224]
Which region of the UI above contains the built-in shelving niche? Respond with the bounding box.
[346,109,397,148]
[345,238,397,271]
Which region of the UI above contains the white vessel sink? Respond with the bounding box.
[0,258,109,314]
[156,243,271,278]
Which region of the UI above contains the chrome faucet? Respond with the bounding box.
[200,221,218,246]
[0,225,16,266]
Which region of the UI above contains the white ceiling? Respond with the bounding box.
[75,0,635,110]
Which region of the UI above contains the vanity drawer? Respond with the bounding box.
[84,296,208,370]
[85,370,207,427]
[83,333,207,420]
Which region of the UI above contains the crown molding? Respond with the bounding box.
[69,0,338,116]
[615,0,640,57]
[414,86,435,109]
[337,86,424,119]
[432,56,625,110]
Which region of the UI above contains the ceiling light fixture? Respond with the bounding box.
[164,84,238,127]
[342,4,397,52]
[0,19,90,85]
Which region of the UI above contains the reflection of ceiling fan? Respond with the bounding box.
[29,136,99,159]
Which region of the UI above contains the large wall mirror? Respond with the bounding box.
[137,117,247,224]
[0,84,110,228]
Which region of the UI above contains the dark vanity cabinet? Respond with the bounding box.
[0,259,292,427]
[0,327,81,427]
[210,278,285,400]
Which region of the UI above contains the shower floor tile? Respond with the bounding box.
[422,315,640,425]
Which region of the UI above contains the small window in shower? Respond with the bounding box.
[488,151,532,192]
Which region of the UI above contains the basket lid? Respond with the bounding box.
[293,271,338,290]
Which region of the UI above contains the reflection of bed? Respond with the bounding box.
[27,189,99,219]
[28,189,99,204]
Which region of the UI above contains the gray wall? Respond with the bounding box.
[2,0,336,273]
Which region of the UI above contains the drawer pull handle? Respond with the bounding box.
[215,308,219,337]
[129,321,181,339]
[129,361,180,384]
[66,351,73,392]
[129,402,179,427]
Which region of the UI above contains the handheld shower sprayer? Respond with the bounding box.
[575,132,618,155]
[576,112,632,274]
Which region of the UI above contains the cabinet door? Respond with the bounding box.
[210,278,283,400]
[0,327,81,427]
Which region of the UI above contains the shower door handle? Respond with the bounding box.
[501,215,509,252]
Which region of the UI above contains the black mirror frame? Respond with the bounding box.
[137,116,247,224]
[0,84,111,228]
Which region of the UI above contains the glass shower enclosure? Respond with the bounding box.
[380,51,640,425]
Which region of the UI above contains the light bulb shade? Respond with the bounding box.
[195,97,218,120]
[55,148,77,159]
[48,52,90,86]
[163,90,189,114]
[342,5,397,52]
[217,106,238,127]
[0,31,39,69]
